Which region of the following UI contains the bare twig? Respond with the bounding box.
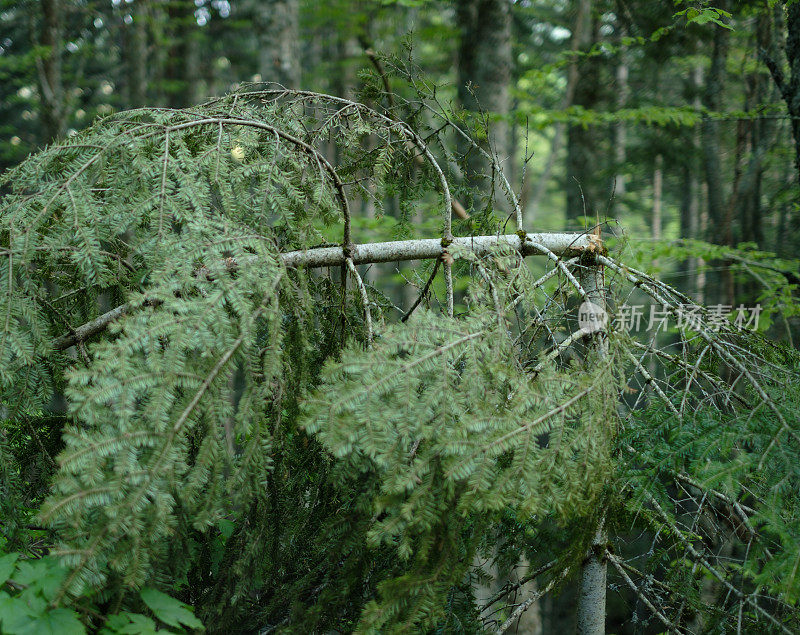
[345,258,373,345]
[401,258,441,323]
[495,567,571,634]
[606,551,683,634]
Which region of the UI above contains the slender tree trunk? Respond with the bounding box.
[682,65,704,297]
[566,0,604,224]
[184,20,202,105]
[701,11,730,231]
[576,259,608,634]
[161,1,201,107]
[613,54,629,203]
[529,0,592,222]
[125,0,149,108]
[254,0,300,89]
[577,525,607,635]
[652,154,663,245]
[456,0,512,199]
[769,1,800,187]
[36,0,65,142]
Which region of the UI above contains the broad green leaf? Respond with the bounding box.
[140,588,203,630]
[0,553,19,584]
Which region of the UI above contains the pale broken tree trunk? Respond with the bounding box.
[456,0,512,203]
[36,0,66,142]
[575,260,608,635]
[254,0,300,89]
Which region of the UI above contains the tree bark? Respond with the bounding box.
[652,154,663,245]
[576,526,607,635]
[161,1,201,107]
[54,232,594,350]
[766,1,800,187]
[125,0,149,108]
[576,259,608,635]
[566,0,604,224]
[529,0,593,222]
[36,0,65,142]
[701,8,730,230]
[254,0,300,89]
[456,0,512,199]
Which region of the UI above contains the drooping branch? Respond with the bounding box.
[642,489,792,635]
[606,551,683,634]
[495,567,571,634]
[54,232,593,350]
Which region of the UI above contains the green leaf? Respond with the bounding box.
[101,612,163,634]
[24,609,86,635]
[13,558,67,602]
[140,588,203,630]
[0,553,19,584]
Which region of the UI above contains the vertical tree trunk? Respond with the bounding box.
[125,0,149,108]
[682,65,704,297]
[161,1,201,107]
[36,0,65,142]
[566,0,604,224]
[701,9,730,231]
[254,0,300,89]
[577,526,607,635]
[652,154,663,245]
[184,21,202,105]
[613,53,629,202]
[456,0,512,195]
[772,1,800,187]
[576,260,608,635]
[528,0,593,222]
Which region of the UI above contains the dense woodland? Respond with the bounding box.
[2,1,800,633]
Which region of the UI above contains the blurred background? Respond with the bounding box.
[1,0,798,338]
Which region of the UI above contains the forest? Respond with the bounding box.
[1,0,800,633]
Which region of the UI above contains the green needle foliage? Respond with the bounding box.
[1,86,799,633]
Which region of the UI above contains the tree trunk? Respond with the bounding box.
[577,526,607,635]
[456,0,512,198]
[529,0,593,222]
[652,154,663,245]
[254,0,300,89]
[566,0,604,225]
[613,52,629,203]
[161,1,201,107]
[36,0,65,142]
[779,1,800,187]
[576,258,608,634]
[125,0,149,108]
[701,8,730,230]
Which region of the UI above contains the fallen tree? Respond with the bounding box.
[1,88,799,634]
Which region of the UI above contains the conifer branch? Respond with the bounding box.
[495,567,571,634]
[357,43,470,221]
[480,559,557,612]
[621,348,681,418]
[642,489,792,634]
[606,551,683,634]
[599,253,800,457]
[401,258,441,323]
[54,233,592,350]
[226,89,458,236]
